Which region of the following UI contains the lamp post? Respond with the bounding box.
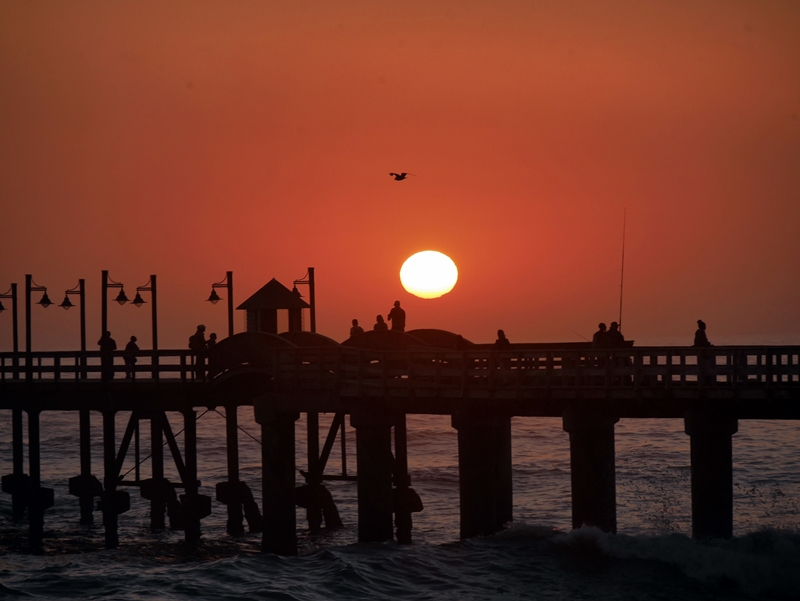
[0,283,19,375]
[25,274,52,356]
[293,267,316,333]
[131,275,158,380]
[206,271,234,338]
[59,280,86,377]
[101,270,128,338]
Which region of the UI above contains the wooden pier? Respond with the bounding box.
[2,332,799,554]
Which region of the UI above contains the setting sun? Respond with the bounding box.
[400,251,458,299]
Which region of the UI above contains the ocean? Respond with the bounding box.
[1,410,799,600]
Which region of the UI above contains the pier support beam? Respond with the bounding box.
[452,411,513,538]
[562,409,618,534]
[684,410,738,540]
[225,405,244,535]
[150,414,166,531]
[351,408,395,543]
[27,409,44,552]
[259,410,300,555]
[7,408,28,519]
[102,410,119,549]
[78,410,94,524]
[180,409,208,544]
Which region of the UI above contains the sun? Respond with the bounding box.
[400,251,459,299]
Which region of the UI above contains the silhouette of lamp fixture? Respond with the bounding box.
[59,280,87,377]
[206,271,234,338]
[101,271,128,340]
[131,275,158,351]
[25,275,51,354]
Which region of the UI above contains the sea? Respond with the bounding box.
[1,409,799,600]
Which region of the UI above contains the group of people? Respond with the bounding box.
[97,325,218,381]
[350,301,406,336]
[97,331,140,380]
[591,322,626,349]
[189,324,218,381]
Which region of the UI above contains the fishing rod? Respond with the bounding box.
[618,208,626,332]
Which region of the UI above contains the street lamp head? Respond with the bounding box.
[115,289,130,305]
[0,301,5,313]
[38,292,53,308]
[132,292,146,308]
[59,295,75,310]
[207,289,222,304]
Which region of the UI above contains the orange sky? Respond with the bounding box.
[1,0,799,350]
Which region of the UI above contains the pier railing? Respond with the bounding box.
[270,346,800,398]
[0,350,198,382]
[1,346,799,398]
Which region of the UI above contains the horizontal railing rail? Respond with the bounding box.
[1,347,798,396]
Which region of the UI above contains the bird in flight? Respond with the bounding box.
[389,172,416,181]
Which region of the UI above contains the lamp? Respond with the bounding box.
[293,268,316,333]
[207,271,234,338]
[59,296,75,310]
[61,280,87,378]
[132,275,158,379]
[115,289,129,305]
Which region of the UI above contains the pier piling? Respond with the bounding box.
[259,410,299,555]
[684,409,738,539]
[351,407,395,543]
[452,411,513,538]
[562,409,618,534]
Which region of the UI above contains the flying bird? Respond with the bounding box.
[389,172,416,181]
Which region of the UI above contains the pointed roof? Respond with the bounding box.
[236,278,310,310]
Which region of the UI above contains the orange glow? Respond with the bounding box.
[0,2,799,349]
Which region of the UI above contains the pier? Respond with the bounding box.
[2,333,798,554]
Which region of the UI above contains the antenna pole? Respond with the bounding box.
[618,208,626,331]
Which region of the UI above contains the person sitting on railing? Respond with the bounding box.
[373,315,388,331]
[123,336,139,379]
[98,331,117,381]
[494,329,511,350]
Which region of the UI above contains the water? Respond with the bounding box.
[1,410,799,600]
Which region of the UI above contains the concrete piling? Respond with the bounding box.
[562,409,618,534]
[684,409,738,539]
[259,410,300,555]
[351,408,395,543]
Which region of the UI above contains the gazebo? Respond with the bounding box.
[236,278,310,334]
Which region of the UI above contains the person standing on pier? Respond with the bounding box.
[373,315,388,331]
[189,325,207,381]
[350,319,365,336]
[388,300,406,332]
[206,332,217,350]
[607,322,625,348]
[693,320,712,347]
[592,323,608,348]
[98,331,117,381]
[494,329,511,350]
[123,336,139,379]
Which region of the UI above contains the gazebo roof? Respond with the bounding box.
[236,278,310,310]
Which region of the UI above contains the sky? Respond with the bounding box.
[1,0,799,350]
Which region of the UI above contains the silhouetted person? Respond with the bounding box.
[98,331,117,381]
[693,320,712,347]
[373,315,388,331]
[389,172,415,181]
[350,319,365,337]
[592,323,608,348]
[189,325,207,381]
[607,322,625,348]
[123,336,139,379]
[494,329,511,350]
[388,300,406,332]
[207,332,217,350]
